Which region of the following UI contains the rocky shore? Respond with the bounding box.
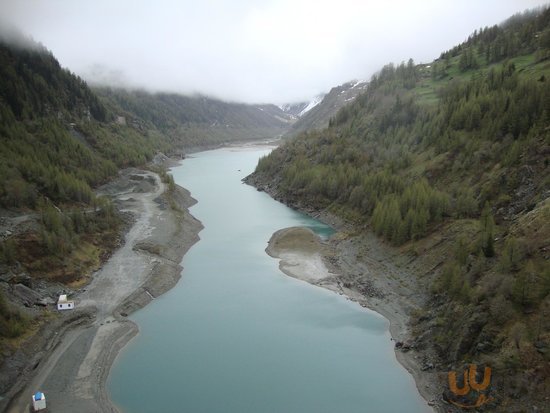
[1,166,202,413]
[246,168,452,412]
[266,226,443,412]
[2,145,447,413]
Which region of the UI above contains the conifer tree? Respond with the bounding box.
[480,202,495,257]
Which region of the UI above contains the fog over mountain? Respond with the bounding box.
[1,0,547,104]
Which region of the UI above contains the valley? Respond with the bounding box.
[0,4,549,413]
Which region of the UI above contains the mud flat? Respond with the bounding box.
[2,167,202,413]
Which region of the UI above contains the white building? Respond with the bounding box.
[57,294,75,310]
[32,391,46,411]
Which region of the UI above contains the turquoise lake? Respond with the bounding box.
[108,146,430,413]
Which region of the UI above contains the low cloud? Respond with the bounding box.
[0,0,547,104]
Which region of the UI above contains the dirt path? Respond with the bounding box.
[5,168,202,413]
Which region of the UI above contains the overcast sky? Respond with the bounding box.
[1,0,548,104]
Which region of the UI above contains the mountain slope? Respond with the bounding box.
[0,34,292,346]
[0,38,177,207]
[247,7,550,411]
[96,88,293,147]
[0,36,182,292]
[279,101,310,117]
[286,80,367,136]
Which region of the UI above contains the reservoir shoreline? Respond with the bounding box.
[4,142,435,413]
[265,226,441,412]
[110,146,431,413]
[245,173,446,412]
[3,166,203,413]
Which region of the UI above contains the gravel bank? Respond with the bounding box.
[3,167,202,413]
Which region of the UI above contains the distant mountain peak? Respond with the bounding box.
[279,93,327,119]
[298,94,325,117]
[285,80,368,136]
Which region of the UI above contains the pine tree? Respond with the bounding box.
[0,239,17,264]
[455,235,469,266]
[499,236,522,272]
[480,202,495,257]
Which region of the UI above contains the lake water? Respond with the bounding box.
[108,146,430,413]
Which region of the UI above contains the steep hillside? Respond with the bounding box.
[279,101,310,117]
[247,8,550,411]
[286,80,367,136]
[0,36,173,350]
[0,34,291,347]
[0,38,176,206]
[96,88,293,147]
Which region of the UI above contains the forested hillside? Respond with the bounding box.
[0,37,178,339]
[0,39,177,208]
[96,88,292,147]
[248,8,550,410]
[0,34,292,342]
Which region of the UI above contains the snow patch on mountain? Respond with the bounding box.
[298,94,325,117]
